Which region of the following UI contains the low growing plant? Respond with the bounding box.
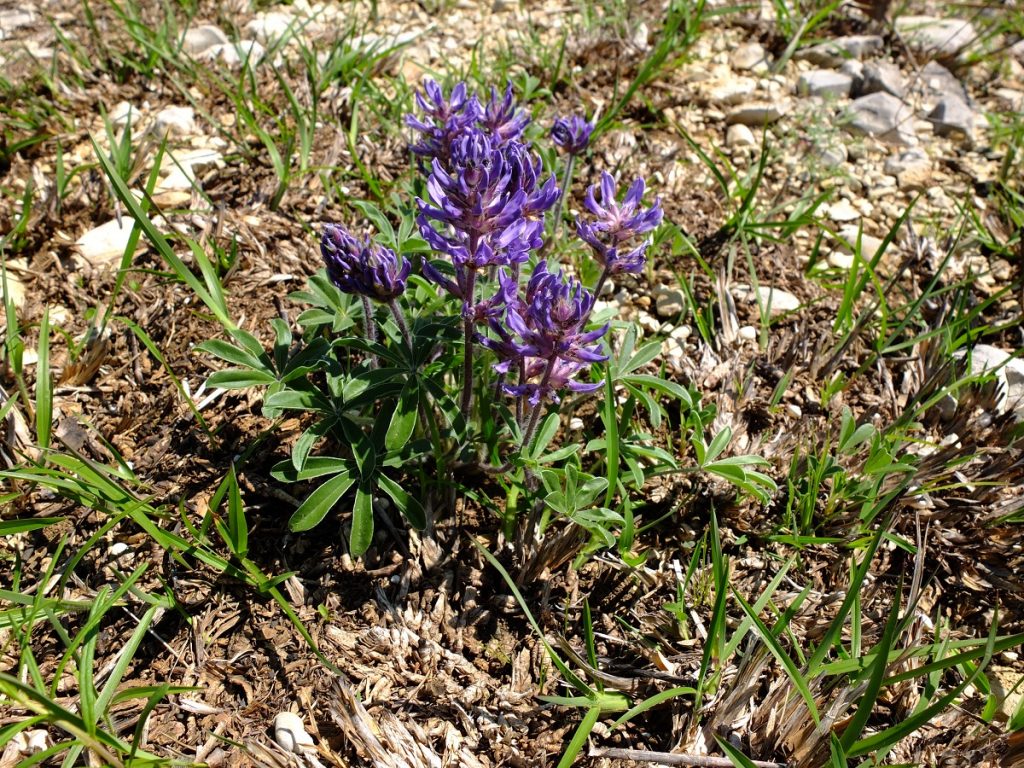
[200,79,773,563]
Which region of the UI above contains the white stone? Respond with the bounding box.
[730,42,768,72]
[109,101,140,128]
[817,143,847,167]
[825,199,861,222]
[161,148,223,184]
[109,542,131,557]
[726,123,756,148]
[725,102,789,126]
[733,285,801,315]
[798,70,854,98]
[795,35,883,66]
[182,24,229,56]
[707,77,757,106]
[569,417,584,430]
[654,287,685,317]
[856,61,905,98]
[631,21,650,51]
[738,325,757,341]
[895,16,977,57]
[827,251,856,270]
[246,12,297,45]
[830,226,885,268]
[637,310,662,335]
[152,106,196,137]
[199,40,266,68]
[928,96,975,141]
[274,712,315,755]
[74,219,145,269]
[880,148,929,177]
[0,9,36,38]
[661,324,692,360]
[846,92,916,146]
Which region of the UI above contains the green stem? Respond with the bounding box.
[591,263,612,307]
[459,269,478,421]
[550,154,576,247]
[361,295,378,369]
[387,299,413,354]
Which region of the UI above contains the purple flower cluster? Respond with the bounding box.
[482,262,608,407]
[576,172,663,281]
[551,115,594,157]
[317,80,663,446]
[411,81,557,311]
[321,224,410,302]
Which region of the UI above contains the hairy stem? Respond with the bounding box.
[459,269,478,420]
[550,154,576,247]
[591,263,612,312]
[387,299,413,353]
[361,295,378,369]
[519,358,555,454]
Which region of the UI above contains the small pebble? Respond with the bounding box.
[274,712,314,755]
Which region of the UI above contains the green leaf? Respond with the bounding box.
[377,475,426,530]
[556,706,602,768]
[622,340,662,375]
[704,426,732,465]
[732,586,821,727]
[611,686,697,729]
[0,517,66,535]
[207,368,278,389]
[349,486,374,555]
[840,573,903,750]
[714,734,761,768]
[528,411,560,458]
[272,456,352,482]
[292,418,335,472]
[228,327,268,359]
[196,339,269,371]
[92,137,233,331]
[263,387,333,413]
[847,614,999,757]
[385,384,419,452]
[36,308,51,450]
[351,200,397,249]
[289,470,355,532]
[227,465,248,558]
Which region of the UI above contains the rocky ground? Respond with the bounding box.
[2,0,1024,766]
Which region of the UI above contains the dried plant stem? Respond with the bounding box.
[588,747,787,768]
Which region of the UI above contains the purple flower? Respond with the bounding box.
[405,79,482,165]
[321,224,410,302]
[506,142,560,221]
[419,130,523,235]
[480,83,530,146]
[482,262,608,406]
[551,115,593,156]
[416,129,559,313]
[576,172,662,275]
